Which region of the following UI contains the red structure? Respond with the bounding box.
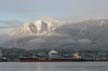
[17,57,84,62]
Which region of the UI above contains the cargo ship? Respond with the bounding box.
[17,49,108,62]
[17,57,86,62]
[17,49,86,62]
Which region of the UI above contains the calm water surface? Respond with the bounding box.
[0,62,108,71]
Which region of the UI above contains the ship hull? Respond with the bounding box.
[17,58,87,62]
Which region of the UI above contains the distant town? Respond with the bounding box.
[0,47,108,62]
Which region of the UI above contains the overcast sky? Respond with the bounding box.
[0,0,108,22]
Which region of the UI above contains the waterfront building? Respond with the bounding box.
[48,49,59,59]
[73,53,81,59]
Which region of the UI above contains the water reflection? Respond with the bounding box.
[0,62,107,71]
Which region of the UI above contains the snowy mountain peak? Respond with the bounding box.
[34,19,57,33]
[12,19,58,36]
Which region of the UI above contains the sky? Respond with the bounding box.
[0,0,108,22]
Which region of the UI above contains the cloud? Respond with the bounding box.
[78,39,91,44]
[14,8,57,14]
[28,38,46,43]
[0,20,23,28]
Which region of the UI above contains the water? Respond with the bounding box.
[0,62,108,71]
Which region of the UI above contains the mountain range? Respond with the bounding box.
[0,18,108,51]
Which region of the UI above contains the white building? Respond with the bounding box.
[73,53,81,59]
[48,49,59,59]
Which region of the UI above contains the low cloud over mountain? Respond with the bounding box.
[0,20,23,28]
[0,18,108,51]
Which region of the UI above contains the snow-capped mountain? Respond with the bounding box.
[12,19,60,36]
[0,18,108,50]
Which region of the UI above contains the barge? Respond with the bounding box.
[17,49,86,62]
[17,57,86,62]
